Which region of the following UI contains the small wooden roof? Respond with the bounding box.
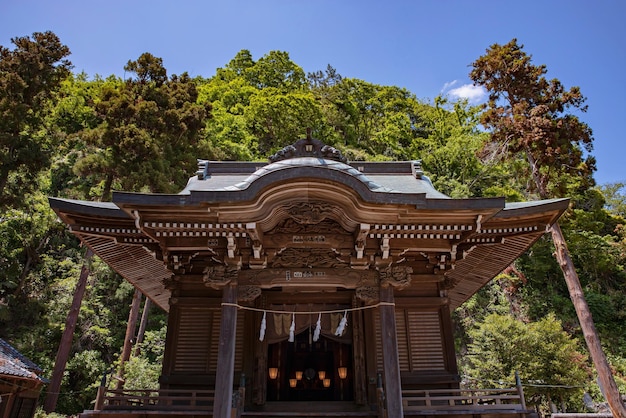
[49,138,568,311]
[0,338,47,384]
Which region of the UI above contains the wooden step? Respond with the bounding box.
[241,401,378,417]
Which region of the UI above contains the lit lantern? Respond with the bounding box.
[323,378,331,388]
[268,368,278,379]
[318,370,326,380]
[338,367,348,379]
[289,378,297,388]
[295,370,303,380]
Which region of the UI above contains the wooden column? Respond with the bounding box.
[253,309,268,405]
[352,296,367,405]
[116,288,142,389]
[379,285,403,418]
[44,248,93,413]
[212,284,238,418]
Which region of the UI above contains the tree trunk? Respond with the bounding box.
[528,142,625,417]
[44,248,94,413]
[116,288,143,390]
[134,298,152,356]
[551,222,626,418]
[102,173,114,201]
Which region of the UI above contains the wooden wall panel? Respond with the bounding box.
[173,308,244,374]
[406,311,445,371]
[396,311,409,371]
[373,308,445,374]
[173,308,213,373]
[208,310,245,373]
[374,311,383,373]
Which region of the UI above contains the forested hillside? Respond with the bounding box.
[1,32,625,415]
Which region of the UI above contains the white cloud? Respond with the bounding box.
[447,84,487,104]
[441,80,458,92]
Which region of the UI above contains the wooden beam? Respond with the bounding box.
[212,284,238,418]
[379,285,404,418]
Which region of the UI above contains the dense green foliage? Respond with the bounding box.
[1,33,625,415]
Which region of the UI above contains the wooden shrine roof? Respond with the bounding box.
[49,138,568,311]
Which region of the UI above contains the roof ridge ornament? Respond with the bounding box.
[412,160,423,179]
[268,132,347,164]
[196,159,209,180]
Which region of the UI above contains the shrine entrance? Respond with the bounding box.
[266,332,353,402]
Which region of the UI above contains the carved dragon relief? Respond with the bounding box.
[203,264,240,289]
[378,264,413,290]
[270,247,347,269]
[286,201,335,225]
[356,286,379,304]
[238,285,262,302]
[269,218,348,235]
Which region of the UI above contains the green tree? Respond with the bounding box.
[197,76,259,160]
[246,50,306,91]
[246,87,324,154]
[323,78,425,159]
[470,38,626,417]
[0,190,65,317]
[0,31,71,207]
[75,53,209,199]
[599,182,626,218]
[470,39,595,199]
[409,97,496,198]
[466,313,589,413]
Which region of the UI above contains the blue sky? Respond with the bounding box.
[1,0,624,185]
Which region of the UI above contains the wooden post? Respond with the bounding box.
[515,370,527,411]
[379,285,403,418]
[116,288,142,389]
[94,372,108,411]
[551,222,626,418]
[213,284,238,418]
[376,372,386,418]
[44,248,93,413]
[352,296,367,405]
[134,298,152,356]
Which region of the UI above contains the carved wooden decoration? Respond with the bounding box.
[203,265,240,289]
[355,286,380,304]
[270,248,347,268]
[286,201,335,225]
[237,285,262,302]
[379,264,413,290]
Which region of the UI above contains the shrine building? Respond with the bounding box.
[49,137,568,418]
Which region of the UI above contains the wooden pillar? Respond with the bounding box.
[212,284,238,418]
[352,296,367,405]
[134,297,152,356]
[116,288,142,389]
[379,285,403,418]
[44,248,93,413]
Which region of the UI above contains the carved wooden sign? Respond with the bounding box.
[238,268,378,289]
[264,234,352,249]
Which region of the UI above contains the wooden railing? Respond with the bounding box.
[401,388,526,413]
[92,374,246,416]
[93,381,246,417]
[97,389,215,411]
